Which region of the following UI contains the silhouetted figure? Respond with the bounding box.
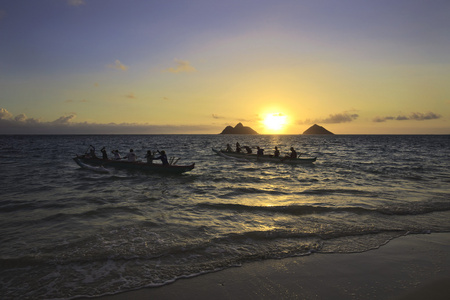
[101,147,108,160]
[236,142,241,153]
[155,150,169,165]
[274,147,280,158]
[145,150,154,164]
[288,147,297,159]
[88,145,97,158]
[256,146,264,156]
[243,146,252,154]
[112,150,121,160]
[226,144,233,152]
[125,149,137,162]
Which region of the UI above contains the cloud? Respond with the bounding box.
[163,59,196,73]
[298,112,359,124]
[0,108,221,134]
[0,108,13,119]
[237,118,254,123]
[52,114,77,125]
[14,114,28,122]
[67,0,85,6]
[107,60,128,71]
[409,112,441,120]
[373,116,394,122]
[126,92,137,99]
[1,109,41,125]
[373,112,442,122]
[395,115,409,121]
[212,114,224,119]
[321,113,359,123]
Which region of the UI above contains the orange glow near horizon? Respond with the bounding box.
[262,113,288,134]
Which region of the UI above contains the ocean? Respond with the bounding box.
[1,134,449,299]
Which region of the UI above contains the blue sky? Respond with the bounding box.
[1,0,449,134]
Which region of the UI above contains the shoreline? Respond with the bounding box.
[81,232,450,300]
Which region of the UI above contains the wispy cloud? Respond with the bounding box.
[298,112,359,125]
[67,0,85,6]
[211,114,254,125]
[107,60,128,71]
[373,112,441,122]
[125,92,137,99]
[409,112,441,120]
[163,59,196,73]
[212,114,224,119]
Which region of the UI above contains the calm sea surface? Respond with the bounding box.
[1,134,449,299]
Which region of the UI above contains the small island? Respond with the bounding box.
[303,124,334,135]
[220,123,258,134]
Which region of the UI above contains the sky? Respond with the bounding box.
[0,0,449,134]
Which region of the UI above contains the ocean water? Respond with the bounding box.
[0,134,449,299]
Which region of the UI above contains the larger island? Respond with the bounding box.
[220,123,258,134]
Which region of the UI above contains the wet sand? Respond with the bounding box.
[84,233,450,300]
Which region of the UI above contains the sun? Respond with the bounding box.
[263,113,287,133]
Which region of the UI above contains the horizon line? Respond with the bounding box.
[1,133,448,136]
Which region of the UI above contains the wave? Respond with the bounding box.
[198,201,450,217]
[198,202,381,216]
[213,187,377,200]
[298,188,375,196]
[39,205,144,222]
[217,186,289,198]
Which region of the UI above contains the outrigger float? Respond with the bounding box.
[73,155,195,174]
[212,148,317,164]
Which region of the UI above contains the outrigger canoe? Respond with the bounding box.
[73,157,111,173]
[73,155,195,174]
[212,148,317,164]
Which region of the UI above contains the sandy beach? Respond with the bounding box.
[83,233,450,300]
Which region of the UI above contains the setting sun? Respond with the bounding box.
[263,113,287,133]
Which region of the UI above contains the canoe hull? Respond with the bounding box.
[74,156,195,174]
[212,148,316,164]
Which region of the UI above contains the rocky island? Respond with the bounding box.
[220,123,258,134]
[303,124,334,135]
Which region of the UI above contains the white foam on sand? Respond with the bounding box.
[79,233,450,300]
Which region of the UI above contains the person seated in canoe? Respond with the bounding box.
[236,142,242,153]
[226,144,233,152]
[256,146,264,157]
[154,150,169,165]
[125,149,137,162]
[87,145,97,158]
[145,150,154,164]
[243,146,252,154]
[111,150,121,160]
[273,146,280,158]
[101,147,108,160]
[286,147,297,159]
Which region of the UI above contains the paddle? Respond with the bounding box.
[84,145,91,155]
